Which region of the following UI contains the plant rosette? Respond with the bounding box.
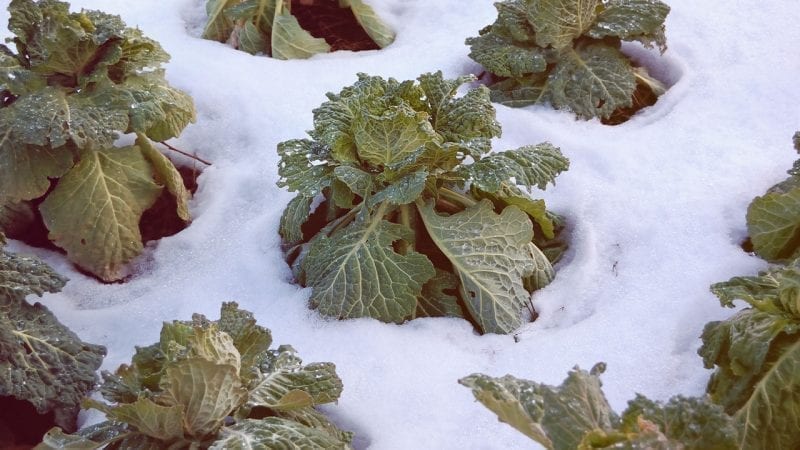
[0,0,197,281]
[277,71,570,335]
[466,0,670,123]
[203,0,395,59]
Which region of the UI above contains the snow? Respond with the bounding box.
[3,0,800,447]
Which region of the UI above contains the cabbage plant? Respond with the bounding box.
[39,302,352,449]
[203,0,394,59]
[466,0,670,122]
[0,0,196,281]
[277,72,569,335]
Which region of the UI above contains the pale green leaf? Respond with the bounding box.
[277,139,334,197]
[549,44,637,119]
[106,399,185,441]
[488,76,550,108]
[39,146,162,281]
[36,427,103,449]
[0,130,74,201]
[369,170,428,206]
[466,31,547,78]
[216,301,273,380]
[279,195,313,246]
[417,269,464,318]
[304,208,435,323]
[123,73,196,142]
[248,361,343,410]
[471,184,555,239]
[158,359,247,437]
[203,0,241,41]
[111,28,171,81]
[137,135,191,221]
[527,0,599,50]
[353,105,436,167]
[212,418,351,449]
[341,0,395,48]
[187,325,242,372]
[747,184,800,261]
[334,166,373,197]
[238,20,268,55]
[466,143,569,193]
[588,0,670,51]
[271,11,330,60]
[417,200,537,334]
[275,407,354,445]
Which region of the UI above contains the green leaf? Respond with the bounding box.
[137,135,191,221]
[248,360,343,410]
[277,139,334,197]
[620,395,739,450]
[123,73,197,142]
[203,0,241,41]
[212,418,351,449]
[417,269,464,318]
[466,31,547,78]
[0,245,105,432]
[353,105,437,167]
[271,10,331,60]
[341,0,395,48]
[549,44,637,120]
[304,206,435,323]
[106,399,185,441]
[527,0,599,50]
[334,166,374,197]
[460,363,615,449]
[39,146,162,281]
[109,28,171,82]
[186,325,242,371]
[417,200,539,334]
[471,184,555,239]
[36,427,103,449]
[0,133,74,201]
[238,20,268,55]
[280,195,314,246]
[488,76,550,108]
[465,143,569,193]
[747,183,800,261]
[588,0,670,51]
[158,359,247,438]
[369,170,428,206]
[215,301,274,381]
[493,0,536,42]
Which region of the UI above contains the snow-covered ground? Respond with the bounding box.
[3,0,800,448]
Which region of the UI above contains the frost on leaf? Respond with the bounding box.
[0,242,105,432]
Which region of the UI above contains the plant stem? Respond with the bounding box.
[397,204,413,255]
[323,204,361,236]
[158,141,212,166]
[439,187,477,208]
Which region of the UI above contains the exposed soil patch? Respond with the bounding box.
[0,397,56,448]
[291,0,380,52]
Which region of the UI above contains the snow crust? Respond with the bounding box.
[2,0,800,447]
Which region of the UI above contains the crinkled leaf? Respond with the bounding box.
[0,128,74,201]
[353,105,437,167]
[39,146,162,281]
[334,166,373,197]
[466,31,547,78]
[277,139,334,197]
[215,301,273,380]
[0,247,105,431]
[123,73,196,142]
[280,195,313,246]
[249,361,343,410]
[211,418,351,449]
[187,325,242,372]
[275,407,354,445]
[369,170,428,206]
[527,0,599,50]
[488,75,550,108]
[203,0,240,41]
[588,0,670,51]
[747,183,800,261]
[158,359,247,437]
[417,200,538,334]
[549,44,636,120]
[493,0,536,42]
[460,364,615,449]
[137,135,191,221]
[465,143,569,193]
[109,28,171,81]
[471,184,555,239]
[304,211,435,323]
[341,0,395,48]
[417,269,464,318]
[621,395,739,450]
[7,86,129,149]
[271,10,331,60]
[106,399,185,442]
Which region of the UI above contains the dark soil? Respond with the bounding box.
[291,0,380,52]
[140,164,201,244]
[0,397,56,448]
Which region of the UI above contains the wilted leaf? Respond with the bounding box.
[342,0,395,48]
[271,10,330,60]
[137,135,191,221]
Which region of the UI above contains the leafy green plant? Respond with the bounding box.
[277,71,569,335]
[460,363,739,449]
[699,261,800,449]
[746,131,800,261]
[203,0,394,59]
[0,0,196,281]
[0,235,106,435]
[466,0,670,122]
[38,302,352,449]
